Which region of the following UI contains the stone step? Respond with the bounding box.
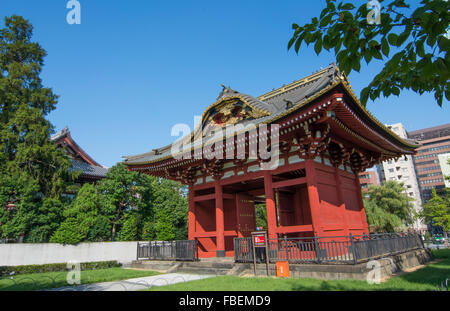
[130,260,177,272]
[175,266,232,276]
[181,261,235,269]
[130,260,236,275]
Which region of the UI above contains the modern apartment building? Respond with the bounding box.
[438,153,450,188]
[408,123,450,202]
[359,169,380,192]
[376,123,424,230]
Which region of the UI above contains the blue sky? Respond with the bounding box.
[1,0,448,168]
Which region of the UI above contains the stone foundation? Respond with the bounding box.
[130,248,433,281]
[239,248,433,280]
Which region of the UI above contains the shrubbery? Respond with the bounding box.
[0,261,121,277]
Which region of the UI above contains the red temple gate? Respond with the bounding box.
[124,64,419,258]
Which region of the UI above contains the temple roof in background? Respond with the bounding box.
[51,127,108,180]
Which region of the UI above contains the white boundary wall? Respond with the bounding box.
[0,242,138,266]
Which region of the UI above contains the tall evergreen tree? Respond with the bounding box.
[0,16,75,242]
[97,163,154,241]
[50,183,100,244]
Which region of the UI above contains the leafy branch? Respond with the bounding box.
[288,0,449,106]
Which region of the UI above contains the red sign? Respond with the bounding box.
[254,235,266,246]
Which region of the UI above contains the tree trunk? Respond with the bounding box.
[112,223,116,241]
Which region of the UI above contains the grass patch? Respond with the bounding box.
[151,249,450,291]
[0,267,161,291]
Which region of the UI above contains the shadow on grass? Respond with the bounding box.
[0,272,68,291]
[289,258,450,291]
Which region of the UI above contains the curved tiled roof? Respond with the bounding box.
[123,63,419,166]
[70,159,108,178]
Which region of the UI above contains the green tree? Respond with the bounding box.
[363,180,416,231]
[98,163,153,241]
[154,208,175,241]
[50,183,99,244]
[255,203,268,230]
[150,178,188,240]
[116,213,139,241]
[0,15,76,241]
[87,215,111,242]
[288,0,449,106]
[422,188,450,240]
[364,198,403,232]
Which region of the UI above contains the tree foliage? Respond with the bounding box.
[364,198,403,232]
[50,183,99,244]
[150,178,188,240]
[0,16,76,242]
[255,203,268,229]
[363,180,416,231]
[288,0,449,106]
[422,188,450,237]
[97,163,154,241]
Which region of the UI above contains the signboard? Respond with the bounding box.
[253,235,266,246]
[251,231,269,276]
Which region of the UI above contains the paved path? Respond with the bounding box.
[49,273,214,291]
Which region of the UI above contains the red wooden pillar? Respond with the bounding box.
[188,184,196,240]
[215,179,225,257]
[263,171,278,239]
[305,159,323,236]
[294,188,303,226]
[334,168,349,236]
[354,173,369,234]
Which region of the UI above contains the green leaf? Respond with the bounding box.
[373,48,383,60]
[438,36,450,52]
[314,37,323,54]
[334,38,342,54]
[381,37,390,57]
[320,13,333,27]
[294,36,302,53]
[416,39,425,57]
[360,87,370,105]
[434,58,447,76]
[341,3,355,11]
[387,33,398,46]
[392,87,400,96]
[364,50,373,64]
[288,36,297,50]
[426,35,437,48]
[352,56,361,72]
[397,27,411,46]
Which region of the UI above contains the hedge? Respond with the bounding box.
[0,261,121,276]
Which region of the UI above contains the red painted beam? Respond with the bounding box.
[272,177,306,189]
[247,188,266,196]
[275,224,313,234]
[192,230,237,238]
[194,193,216,202]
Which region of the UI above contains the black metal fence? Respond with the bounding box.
[234,232,424,265]
[137,240,198,261]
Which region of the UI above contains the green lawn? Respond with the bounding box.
[0,267,161,291]
[151,249,450,291]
